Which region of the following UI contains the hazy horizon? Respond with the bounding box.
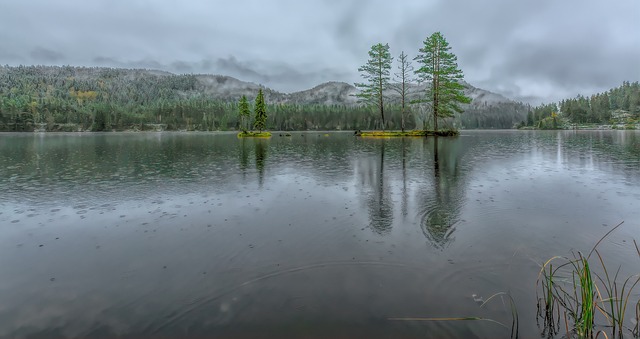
[1,0,639,104]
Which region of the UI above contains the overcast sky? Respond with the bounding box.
[1,0,638,104]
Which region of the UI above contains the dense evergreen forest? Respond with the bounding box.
[523,81,640,129]
[0,65,527,131]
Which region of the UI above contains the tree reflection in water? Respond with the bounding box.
[255,139,267,188]
[401,138,409,220]
[355,136,466,242]
[356,140,394,234]
[239,138,249,173]
[418,136,466,248]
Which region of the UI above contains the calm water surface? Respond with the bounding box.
[1,130,639,338]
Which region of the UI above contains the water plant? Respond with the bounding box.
[388,221,638,338]
[537,221,640,338]
[388,292,519,339]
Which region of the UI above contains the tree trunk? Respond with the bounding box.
[401,105,405,132]
[378,56,385,131]
[433,40,440,132]
[401,81,406,132]
[380,97,385,130]
[433,78,438,132]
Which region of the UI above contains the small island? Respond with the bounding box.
[353,34,470,137]
[236,89,271,138]
[237,131,271,138]
[355,129,459,137]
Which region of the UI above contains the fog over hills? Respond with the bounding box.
[0,64,518,107]
[192,70,518,109]
[0,65,529,130]
[194,72,528,129]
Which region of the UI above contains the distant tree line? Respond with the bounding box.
[0,65,527,132]
[0,65,412,131]
[523,81,640,128]
[460,101,530,129]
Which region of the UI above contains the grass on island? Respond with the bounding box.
[356,129,459,137]
[237,131,272,138]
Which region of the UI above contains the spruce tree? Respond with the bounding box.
[355,43,393,130]
[253,89,267,132]
[414,32,471,131]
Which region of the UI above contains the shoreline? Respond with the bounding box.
[1,126,638,133]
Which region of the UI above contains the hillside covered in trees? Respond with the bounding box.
[0,65,527,132]
[522,81,640,129]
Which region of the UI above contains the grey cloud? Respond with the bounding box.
[170,61,194,73]
[332,0,369,55]
[93,57,121,65]
[216,56,268,83]
[199,59,215,72]
[1,0,638,103]
[30,47,64,62]
[213,56,352,92]
[392,0,640,103]
[86,55,349,93]
[91,57,165,71]
[0,51,23,64]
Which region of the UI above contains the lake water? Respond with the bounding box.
[1,130,639,338]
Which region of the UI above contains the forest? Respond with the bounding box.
[0,65,527,132]
[523,81,640,129]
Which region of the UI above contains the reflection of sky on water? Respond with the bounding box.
[0,131,639,338]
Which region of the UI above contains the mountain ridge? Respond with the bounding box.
[0,65,528,130]
[0,65,517,106]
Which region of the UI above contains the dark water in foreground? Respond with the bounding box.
[1,130,639,338]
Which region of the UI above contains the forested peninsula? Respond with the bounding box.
[0,65,527,132]
[521,81,640,129]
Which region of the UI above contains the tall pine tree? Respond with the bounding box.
[238,95,250,132]
[253,89,267,132]
[355,43,393,130]
[414,32,470,131]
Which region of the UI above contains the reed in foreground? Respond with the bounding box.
[388,221,638,339]
[537,221,640,339]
